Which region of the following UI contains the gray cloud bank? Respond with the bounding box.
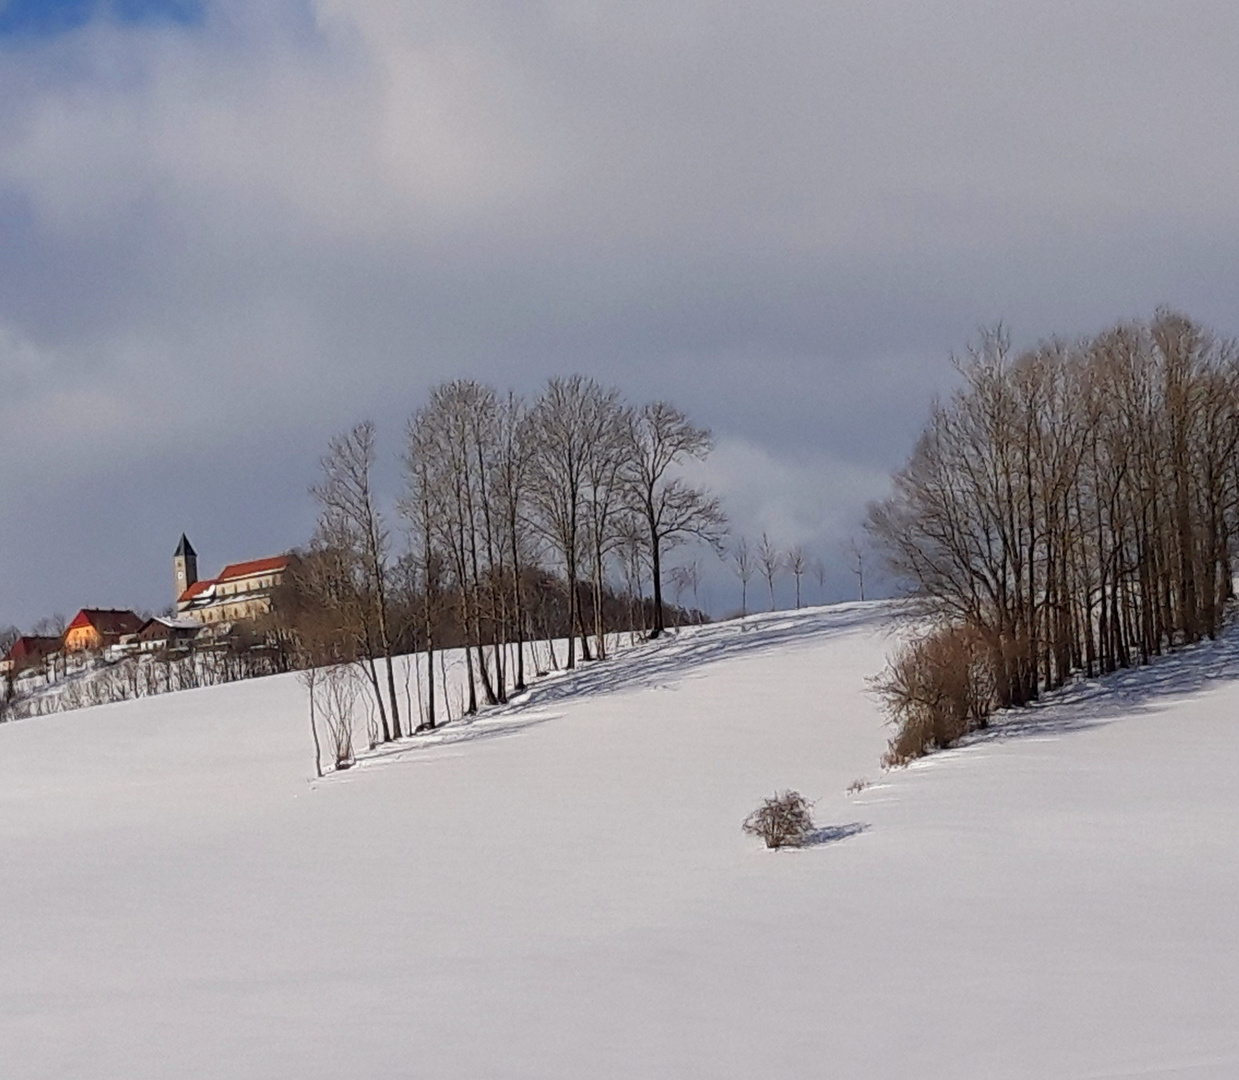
[4,1,1239,624]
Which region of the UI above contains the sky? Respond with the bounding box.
[4,1,1239,627]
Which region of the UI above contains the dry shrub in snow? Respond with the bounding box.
[874,623,993,766]
[743,790,815,849]
[319,665,358,770]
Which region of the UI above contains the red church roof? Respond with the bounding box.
[178,580,213,604]
[217,555,289,582]
[177,554,289,605]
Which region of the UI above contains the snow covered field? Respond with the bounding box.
[3,602,1238,1078]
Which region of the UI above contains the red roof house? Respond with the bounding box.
[63,609,144,652]
[1,635,60,674]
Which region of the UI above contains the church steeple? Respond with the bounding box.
[173,534,198,601]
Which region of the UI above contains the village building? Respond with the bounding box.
[173,533,198,603]
[63,609,144,652]
[1,635,61,676]
[136,616,204,652]
[173,535,290,626]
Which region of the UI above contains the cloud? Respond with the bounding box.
[677,435,891,613]
[694,437,887,551]
[5,1,1239,624]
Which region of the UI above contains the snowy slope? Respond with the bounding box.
[2,602,1238,1078]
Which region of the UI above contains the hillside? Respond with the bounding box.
[3,603,1237,1078]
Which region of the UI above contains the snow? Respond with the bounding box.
[3,602,1239,1077]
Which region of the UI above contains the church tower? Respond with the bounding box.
[173,534,198,602]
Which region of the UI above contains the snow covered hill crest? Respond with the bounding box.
[4,601,1239,1078]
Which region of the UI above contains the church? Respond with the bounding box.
[173,535,291,626]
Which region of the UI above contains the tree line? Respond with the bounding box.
[285,375,725,744]
[869,310,1239,757]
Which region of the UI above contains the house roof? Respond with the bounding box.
[176,553,289,605]
[158,616,205,630]
[177,580,213,604]
[217,555,289,582]
[67,609,144,637]
[138,617,204,639]
[174,533,197,558]
[4,636,60,663]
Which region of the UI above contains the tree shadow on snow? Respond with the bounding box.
[343,603,901,773]
[498,603,902,717]
[346,711,559,771]
[969,616,1239,747]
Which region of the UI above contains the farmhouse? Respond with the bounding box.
[63,609,144,652]
[1,635,61,675]
[136,616,204,651]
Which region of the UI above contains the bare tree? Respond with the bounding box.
[463,385,510,703]
[32,614,66,636]
[668,563,700,626]
[757,532,779,611]
[870,311,1239,720]
[496,392,534,691]
[582,394,632,659]
[32,614,67,681]
[846,536,866,602]
[400,417,444,730]
[813,557,827,604]
[527,376,617,667]
[0,624,18,705]
[298,665,324,778]
[786,546,807,609]
[311,421,402,740]
[730,537,754,617]
[282,539,383,726]
[413,381,501,711]
[622,400,726,637]
[618,517,649,640]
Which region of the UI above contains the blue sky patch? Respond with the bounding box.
[0,0,203,37]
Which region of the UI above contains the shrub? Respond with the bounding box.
[318,664,358,771]
[743,790,815,849]
[873,622,994,766]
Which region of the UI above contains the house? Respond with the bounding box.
[136,616,204,652]
[173,536,290,626]
[63,609,144,652]
[1,635,60,675]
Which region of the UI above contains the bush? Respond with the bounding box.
[316,664,358,770]
[743,790,815,849]
[873,622,994,766]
